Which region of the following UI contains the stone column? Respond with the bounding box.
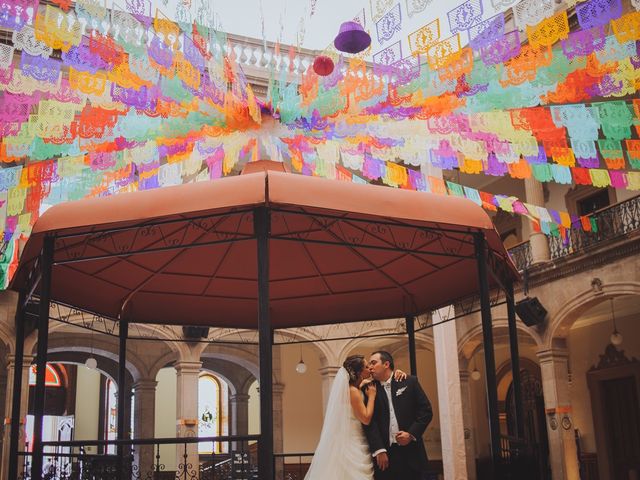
[132,379,157,476]
[0,363,6,467]
[434,316,469,479]
[318,366,340,414]
[230,393,250,452]
[1,355,33,480]
[231,393,250,437]
[524,178,551,264]
[175,360,202,478]
[537,345,579,480]
[272,383,285,479]
[459,369,477,480]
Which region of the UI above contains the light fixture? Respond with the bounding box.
[85,327,97,369]
[295,345,307,374]
[609,298,623,347]
[470,356,481,381]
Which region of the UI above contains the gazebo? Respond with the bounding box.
[9,161,520,479]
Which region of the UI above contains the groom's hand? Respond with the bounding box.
[375,452,389,471]
[395,431,413,446]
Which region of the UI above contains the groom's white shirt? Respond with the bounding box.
[372,374,400,457]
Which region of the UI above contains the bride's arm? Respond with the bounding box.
[349,384,377,425]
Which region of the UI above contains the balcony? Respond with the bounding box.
[508,195,640,272]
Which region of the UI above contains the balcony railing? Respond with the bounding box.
[507,241,533,272]
[17,434,260,480]
[548,195,640,260]
[508,195,640,272]
[274,453,313,480]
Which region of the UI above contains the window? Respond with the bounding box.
[28,364,62,387]
[198,374,221,454]
[105,378,118,454]
[565,185,615,217]
[577,189,610,216]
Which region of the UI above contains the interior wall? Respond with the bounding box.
[616,190,638,203]
[247,380,259,435]
[155,367,177,471]
[567,309,640,454]
[280,343,324,454]
[73,365,100,453]
[545,183,571,213]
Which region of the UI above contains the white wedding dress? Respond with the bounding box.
[304,367,374,479]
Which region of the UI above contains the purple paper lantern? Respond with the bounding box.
[334,21,371,54]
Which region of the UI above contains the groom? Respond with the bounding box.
[364,351,432,480]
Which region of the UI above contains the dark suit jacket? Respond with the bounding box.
[363,375,433,472]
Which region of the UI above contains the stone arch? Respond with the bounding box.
[200,364,242,397]
[0,319,15,353]
[200,344,261,380]
[544,281,640,348]
[44,332,145,381]
[240,375,258,396]
[334,323,434,364]
[496,357,541,402]
[276,330,333,367]
[146,350,180,381]
[458,316,544,362]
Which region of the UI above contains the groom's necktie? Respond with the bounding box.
[383,379,400,445]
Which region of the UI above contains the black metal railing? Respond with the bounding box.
[507,241,533,272]
[498,435,544,480]
[549,195,640,259]
[17,434,260,480]
[274,453,313,480]
[507,195,640,272]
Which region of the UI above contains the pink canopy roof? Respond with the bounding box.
[11,164,517,329]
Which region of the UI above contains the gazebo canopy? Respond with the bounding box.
[11,163,517,329]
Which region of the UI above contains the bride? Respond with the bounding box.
[304,355,406,479]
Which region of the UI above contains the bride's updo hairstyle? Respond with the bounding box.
[343,355,365,385]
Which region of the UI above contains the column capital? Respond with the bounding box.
[272,383,285,395]
[174,360,202,374]
[132,379,157,392]
[6,354,35,368]
[459,369,470,382]
[536,347,569,363]
[230,393,251,403]
[318,366,341,378]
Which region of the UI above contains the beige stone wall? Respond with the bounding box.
[73,366,100,452]
[247,380,260,435]
[155,367,177,471]
[280,343,325,454]
[567,310,640,453]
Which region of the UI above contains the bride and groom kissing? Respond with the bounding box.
[305,351,433,479]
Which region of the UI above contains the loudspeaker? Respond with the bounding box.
[515,297,547,327]
[182,326,210,340]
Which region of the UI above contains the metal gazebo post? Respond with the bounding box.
[31,236,55,480]
[405,315,417,376]
[255,206,274,479]
[116,318,129,477]
[474,233,501,474]
[506,281,525,439]
[8,291,26,480]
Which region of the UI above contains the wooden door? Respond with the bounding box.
[587,345,640,480]
[601,376,640,479]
